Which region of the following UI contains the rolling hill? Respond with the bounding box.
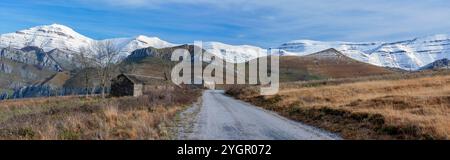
[420,59,450,70]
[0,58,56,90]
[122,47,395,83]
[6,43,397,99]
[270,49,395,82]
[278,34,450,71]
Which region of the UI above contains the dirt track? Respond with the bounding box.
[180,90,340,140]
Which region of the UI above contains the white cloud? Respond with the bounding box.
[72,0,450,44]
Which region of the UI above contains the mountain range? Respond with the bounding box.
[0,24,267,64]
[1,24,450,71]
[0,24,176,59]
[279,34,450,70]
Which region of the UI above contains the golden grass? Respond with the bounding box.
[228,74,450,139]
[0,88,201,140]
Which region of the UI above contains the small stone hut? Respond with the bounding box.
[110,74,171,97]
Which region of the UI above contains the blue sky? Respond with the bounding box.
[1,0,450,47]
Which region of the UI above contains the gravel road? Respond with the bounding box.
[180,90,341,140]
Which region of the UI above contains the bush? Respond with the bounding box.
[225,85,247,97]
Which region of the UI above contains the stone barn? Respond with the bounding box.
[110,74,170,97]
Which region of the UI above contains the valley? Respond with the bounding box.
[1,24,449,97]
[0,24,449,140]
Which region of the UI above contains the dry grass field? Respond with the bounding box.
[277,49,394,82]
[227,72,450,139]
[0,88,201,140]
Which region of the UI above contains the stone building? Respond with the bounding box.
[110,74,169,97]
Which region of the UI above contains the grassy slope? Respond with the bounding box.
[0,59,56,89]
[39,71,71,88]
[0,88,201,140]
[64,46,395,90]
[227,71,450,140]
[63,68,101,89]
[231,49,394,83]
[277,49,394,82]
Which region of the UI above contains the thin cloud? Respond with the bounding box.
[2,0,450,47]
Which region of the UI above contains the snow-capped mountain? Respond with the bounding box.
[0,24,269,67]
[0,24,93,53]
[3,24,450,71]
[278,40,380,62]
[202,42,268,63]
[278,34,450,70]
[103,35,176,59]
[367,34,450,70]
[0,24,175,59]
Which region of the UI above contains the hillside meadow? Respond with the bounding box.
[227,72,450,139]
[0,88,201,140]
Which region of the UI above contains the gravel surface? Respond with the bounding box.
[182,90,341,140]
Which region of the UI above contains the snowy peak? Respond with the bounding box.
[279,34,450,71]
[135,35,176,49]
[0,24,93,52]
[202,42,268,63]
[26,24,92,41]
[0,24,186,68]
[105,35,176,59]
[3,24,450,71]
[107,35,175,50]
[126,41,268,63]
[279,39,381,55]
[366,34,450,70]
[0,24,177,60]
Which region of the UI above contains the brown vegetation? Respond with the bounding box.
[227,73,450,140]
[38,71,71,88]
[277,49,394,82]
[0,88,201,140]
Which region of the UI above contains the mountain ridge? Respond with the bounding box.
[1,24,450,71]
[420,58,450,70]
[0,24,176,58]
[0,24,266,63]
[278,34,450,70]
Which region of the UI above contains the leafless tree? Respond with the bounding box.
[90,40,120,99]
[162,60,173,81]
[75,47,95,97]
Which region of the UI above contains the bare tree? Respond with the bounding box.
[75,47,95,97]
[162,60,173,81]
[90,40,120,99]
